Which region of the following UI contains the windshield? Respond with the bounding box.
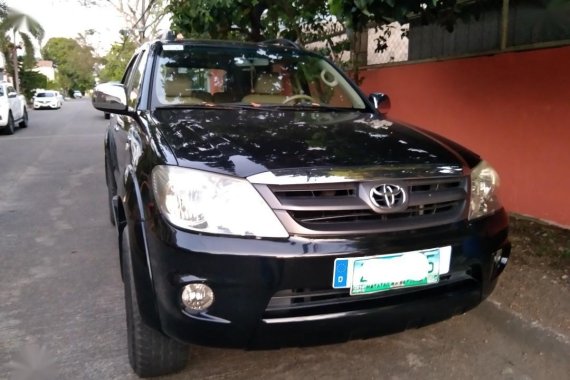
[153,44,366,110]
[36,92,55,98]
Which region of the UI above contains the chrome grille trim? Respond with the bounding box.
[254,174,468,236]
[247,165,464,185]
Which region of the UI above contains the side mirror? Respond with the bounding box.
[369,93,391,115]
[92,82,128,114]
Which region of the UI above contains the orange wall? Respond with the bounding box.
[360,46,570,227]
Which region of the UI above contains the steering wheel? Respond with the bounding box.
[320,69,338,87]
[282,94,316,105]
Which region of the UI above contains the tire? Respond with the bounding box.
[121,231,189,377]
[3,113,15,135]
[19,109,28,128]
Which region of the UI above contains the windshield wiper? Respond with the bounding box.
[263,104,360,112]
[155,103,275,111]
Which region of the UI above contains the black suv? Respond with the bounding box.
[93,35,510,377]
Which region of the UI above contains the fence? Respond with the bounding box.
[307,1,570,67]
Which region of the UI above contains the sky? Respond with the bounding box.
[5,0,128,55]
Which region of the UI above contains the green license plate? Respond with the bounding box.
[349,250,441,295]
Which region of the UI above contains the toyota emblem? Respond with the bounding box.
[370,184,407,209]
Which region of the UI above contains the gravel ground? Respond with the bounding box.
[491,215,570,339]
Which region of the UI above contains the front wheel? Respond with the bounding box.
[121,231,189,377]
[19,109,28,128]
[3,113,15,135]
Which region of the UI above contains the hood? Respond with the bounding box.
[152,108,464,178]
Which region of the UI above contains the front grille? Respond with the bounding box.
[257,176,468,236]
[289,200,460,223]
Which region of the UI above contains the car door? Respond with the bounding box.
[112,49,149,195]
[7,86,22,120]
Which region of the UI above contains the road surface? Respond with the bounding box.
[0,100,568,379]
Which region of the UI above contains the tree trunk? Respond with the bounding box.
[350,29,368,85]
[12,30,19,92]
[249,2,267,42]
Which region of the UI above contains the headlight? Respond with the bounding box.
[152,165,288,238]
[469,161,502,220]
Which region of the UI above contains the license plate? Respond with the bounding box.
[332,247,451,295]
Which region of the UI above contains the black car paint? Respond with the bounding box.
[102,40,509,349]
[153,108,464,178]
[105,106,509,347]
[132,196,509,348]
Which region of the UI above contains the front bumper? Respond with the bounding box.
[34,102,58,109]
[137,208,510,348]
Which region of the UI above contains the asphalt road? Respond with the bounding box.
[0,100,568,380]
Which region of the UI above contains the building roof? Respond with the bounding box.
[36,60,54,68]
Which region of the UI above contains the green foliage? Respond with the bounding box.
[0,6,44,38]
[19,69,49,100]
[168,0,488,44]
[42,37,96,94]
[167,0,329,42]
[328,0,491,32]
[167,0,492,83]
[0,6,44,90]
[98,38,137,82]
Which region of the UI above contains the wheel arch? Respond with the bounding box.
[117,166,162,330]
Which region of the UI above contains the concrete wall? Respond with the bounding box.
[359,45,570,227]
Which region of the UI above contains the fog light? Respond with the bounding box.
[181,283,214,312]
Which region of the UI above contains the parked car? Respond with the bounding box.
[55,91,65,104]
[93,35,510,377]
[73,90,82,99]
[0,82,28,134]
[33,91,63,110]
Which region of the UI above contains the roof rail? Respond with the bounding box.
[261,39,302,50]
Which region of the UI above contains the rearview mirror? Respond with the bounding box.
[92,83,128,114]
[369,93,391,115]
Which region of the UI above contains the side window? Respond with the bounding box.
[0,86,4,97]
[126,50,148,108]
[121,54,140,86]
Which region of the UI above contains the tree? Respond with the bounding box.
[328,0,492,81]
[167,0,329,42]
[0,6,44,92]
[19,69,49,99]
[78,0,169,42]
[167,0,491,82]
[42,38,96,96]
[98,36,137,82]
